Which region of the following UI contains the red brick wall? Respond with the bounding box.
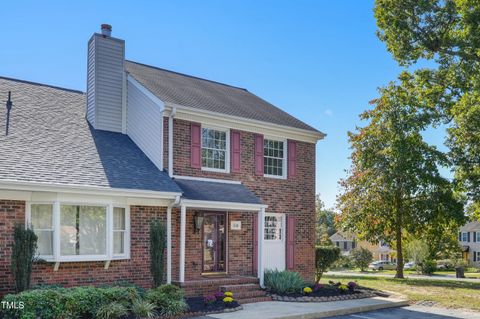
[0,202,176,296]
[164,118,316,280]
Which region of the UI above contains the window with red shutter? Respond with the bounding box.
[231,130,241,173]
[286,215,296,270]
[190,123,201,168]
[254,134,264,176]
[288,140,297,178]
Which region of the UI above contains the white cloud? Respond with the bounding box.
[324,109,333,116]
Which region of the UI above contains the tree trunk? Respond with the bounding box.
[395,209,404,279]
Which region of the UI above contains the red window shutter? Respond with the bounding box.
[288,140,297,178]
[254,134,264,176]
[286,215,296,270]
[190,122,201,168]
[231,130,241,173]
[253,213,258,274]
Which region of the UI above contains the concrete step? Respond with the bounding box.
[234,289,268,299]
[237,296,272,304]
[220,283,261,292]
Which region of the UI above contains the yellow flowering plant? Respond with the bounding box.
[303,287,313,294]
[224,291,233,297]
[223,296,234,303]
[338,284,349,292]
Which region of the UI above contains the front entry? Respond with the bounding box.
[202,213,226,273]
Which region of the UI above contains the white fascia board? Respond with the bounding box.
[164,102,325,143]
[0,179,181,200]
[127,74,165,111]
[180,199,268,212]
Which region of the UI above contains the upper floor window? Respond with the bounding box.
[201,127,230,173]
[462,232,468,242]
[477,232,480,242]
[28,202,129,262]
[264,139,286,178]
[343,241,348,250]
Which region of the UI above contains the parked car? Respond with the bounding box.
[368,260,396,271]
[404,261,416,270]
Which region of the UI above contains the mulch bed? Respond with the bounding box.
[181,297,242,317]
[269,285,377,302]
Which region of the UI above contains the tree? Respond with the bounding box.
[315,195,337,245]
[350,247,373,272]
[315,246,340,284]
[11,224,37,293]
[405,238,429,273]
[150,220,166,287]
[337,75,464,278]
[374,0,480,219]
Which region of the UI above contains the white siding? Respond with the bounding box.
[86,34,125,132]
[127,79,164,170]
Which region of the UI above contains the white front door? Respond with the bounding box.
[263,213,286,271]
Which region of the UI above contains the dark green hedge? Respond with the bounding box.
[315,246,341,283]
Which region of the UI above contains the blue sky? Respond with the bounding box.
[1,1,444,208]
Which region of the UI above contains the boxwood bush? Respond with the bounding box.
[1,286,139,319]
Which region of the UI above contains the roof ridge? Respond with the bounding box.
[0,76,84,95]
[125,60,248,91]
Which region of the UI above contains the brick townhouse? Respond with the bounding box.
[0,25,324,301]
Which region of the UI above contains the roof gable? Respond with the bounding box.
[125,60,321,134]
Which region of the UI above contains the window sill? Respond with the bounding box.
[37,255,130,263]
[263,174,287,180]
[201,167,230,174]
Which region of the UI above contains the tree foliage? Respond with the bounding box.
[315,195,337,245]
[350,247,373,272]
[374,0,480,219]
[150,220,166,287]
[337,75,465,278]
[315,246,340,283]
[11,224,37,293]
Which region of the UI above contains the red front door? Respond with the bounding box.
[202,213,226,273]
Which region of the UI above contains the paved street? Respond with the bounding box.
[326,271,480,283]
[321,305,480,319]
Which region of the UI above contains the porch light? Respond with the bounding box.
[194,213,204,233]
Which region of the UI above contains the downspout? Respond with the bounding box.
[168,107,176,177]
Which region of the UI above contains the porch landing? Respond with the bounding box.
[174,276,271,303]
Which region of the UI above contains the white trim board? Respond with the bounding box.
[164,103,324,143]
[180,199,267,212]
[172,175,241,185]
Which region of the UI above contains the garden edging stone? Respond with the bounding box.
[270,290,376,302]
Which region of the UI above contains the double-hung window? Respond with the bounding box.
[201,127,230,173]
[28,202,129,262]
[263,139,286,178]
[462,232,468,242]
[477,232,480,242]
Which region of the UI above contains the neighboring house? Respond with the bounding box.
[329,232,356,255]
[359,241,396,263]
[458,221,480,266]
[0,25,324,298]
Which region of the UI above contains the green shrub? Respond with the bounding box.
[145,284,188,316]
[96,302,128,319]
[1,286,139,319]
[264,269,305,295]
[11,224,37,293]
[315,246,341,283]
[332,255,353,269]
[131,299,157,318]
[159,299,188,317]
[420,259,437,275]
[150,220,166,287]
[350,247,373,271]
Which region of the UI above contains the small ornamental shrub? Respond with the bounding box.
[313,283,324,291]
[347,281,357,291]
[350,247,373,271]
[96,302,128,319]
[264,269,305,295]
[315,246,341,283]
[11,224,38,293]
[223,297,234,303]
[204,295,216,305]
[150,220,166,287]
[131,299,157,318]
[338,284,349,293]
[145,284,188,317]
[303,287,313,294]
[224,291,233,297]
[214,291,225,299]
[420,259,437,275]
[158,299,188,317]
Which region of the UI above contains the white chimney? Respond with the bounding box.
[86,24,126,133]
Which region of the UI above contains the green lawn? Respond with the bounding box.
[335,268,480,278]
[323,274,480,311]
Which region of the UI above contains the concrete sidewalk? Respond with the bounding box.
[193,296,408,319]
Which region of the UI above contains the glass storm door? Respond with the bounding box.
[202,213,226,273]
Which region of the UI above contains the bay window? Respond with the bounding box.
[27,202,129,262]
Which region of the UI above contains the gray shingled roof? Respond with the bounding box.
[0,77,181,193]
[174,178,263,205]
[125,60,320,133]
